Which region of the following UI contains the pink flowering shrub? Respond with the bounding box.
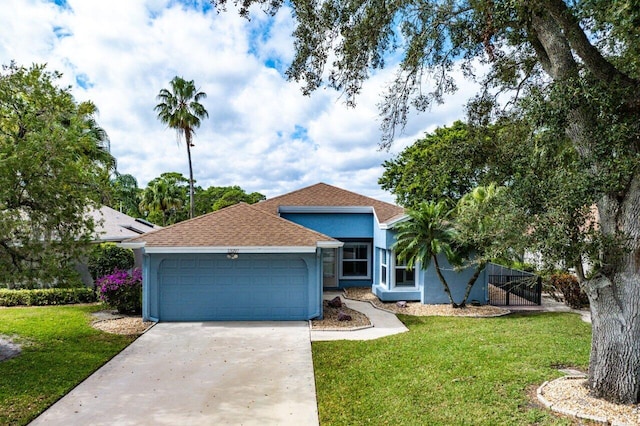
[96,269,142,314]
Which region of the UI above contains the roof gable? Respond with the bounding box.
[124,202,338,249]
[254,183,405,224]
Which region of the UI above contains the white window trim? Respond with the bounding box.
[339,242,372,280]
[380,248,388,287]
[392,251,417,289]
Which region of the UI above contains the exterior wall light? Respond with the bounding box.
[226,249,239,260]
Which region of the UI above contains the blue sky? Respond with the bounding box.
[0,0,478,202]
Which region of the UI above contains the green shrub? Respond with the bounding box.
[0,288,97,307]
[1,276,84,290]
[88,243,135,280]
[96,269,142,314]
[547,273,589,309]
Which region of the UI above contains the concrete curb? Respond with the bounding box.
[308,320,373,332]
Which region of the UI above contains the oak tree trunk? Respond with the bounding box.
[583,176,640,404]
[586,272,640,404]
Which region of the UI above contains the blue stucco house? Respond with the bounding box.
[123,183,487,322]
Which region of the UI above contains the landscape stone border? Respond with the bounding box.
[343,290,512,318]
[308,321,374,332]
[537,375,639,425]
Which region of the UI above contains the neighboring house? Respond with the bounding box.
[90,205,160,244]
[76,206,160,286]
[122,183,487,322]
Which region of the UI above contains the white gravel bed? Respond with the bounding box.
[91,312,154,335]
[539,376,640,425]
[344,287,510,317]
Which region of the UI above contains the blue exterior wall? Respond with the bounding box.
[142,251,322,321]
[281,213,373,238]
[283,213,378,289]
[372,251,488,305]
[373,225,397,249]
[420,255,488,304]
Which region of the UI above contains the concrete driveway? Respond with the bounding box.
[30,322,318,426]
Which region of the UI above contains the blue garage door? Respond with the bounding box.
[158,256,310,321]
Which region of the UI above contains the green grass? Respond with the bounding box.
[313,312,591,425]
[0,305,136,425]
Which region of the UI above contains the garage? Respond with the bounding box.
[122,202,342,322]
[157,255,310,321]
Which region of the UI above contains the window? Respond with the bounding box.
[340,242,371,279]
[380,249,387,286]
[394,253,415,287]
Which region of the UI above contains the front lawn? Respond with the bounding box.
[313,312,591,425]
[0,305,136,425]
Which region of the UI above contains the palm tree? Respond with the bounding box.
[154,77,208,219]
[76,101,117,173]
[139,177,185,226]
[393,200,461,307]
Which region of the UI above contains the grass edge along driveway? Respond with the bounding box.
[313,312,591,425]
[0,305,136,426]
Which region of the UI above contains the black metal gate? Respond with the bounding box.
[487,263,542,306]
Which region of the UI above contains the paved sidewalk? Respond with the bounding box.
[505,295,592,323]
[310,296,408,341]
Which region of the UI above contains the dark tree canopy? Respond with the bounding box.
[379,119,529,206]
[0,63,114,287]
[109,173,142,218]
[195,185,266,215]
[138,172,266,225]
[380,116,596,280]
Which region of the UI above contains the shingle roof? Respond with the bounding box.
[254,182,405,224]
[90,206,160,242]
[125,202,338,248]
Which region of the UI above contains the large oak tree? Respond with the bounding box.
[215,0,640,403]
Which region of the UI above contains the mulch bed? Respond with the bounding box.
[310,299,372,330]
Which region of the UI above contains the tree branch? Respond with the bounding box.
[543,0,638,89]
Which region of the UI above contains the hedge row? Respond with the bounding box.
[0,288,97,307]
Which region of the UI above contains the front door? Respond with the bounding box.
[322,248,338,288]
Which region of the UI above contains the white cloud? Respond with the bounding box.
[0,0,479,202]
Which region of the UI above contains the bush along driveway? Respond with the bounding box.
[313,312,591,425]
[0,305,135,425]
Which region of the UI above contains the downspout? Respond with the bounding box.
[141,251,151,322]
[314,248,324,320]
